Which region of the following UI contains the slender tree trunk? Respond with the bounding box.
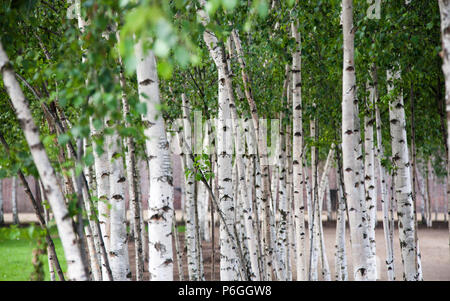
[228,104,260,279]
[425,162,433,227]
[91,117,113,280]
[335,153,348,281]
[198,3,240,280]
[387,68,421,281]
[12,176,19,225]
[291,21,307,281]
[0,42,88,280]
[372,66,395,280]
[181,94,203,281]
[341,0,371,280]
[410,83,422,280]
[135,42,174,280]
[173,212,184,281]
[438,0,450,244]
[417,164,431,227]
[316,146,334,281]
[42,190,55,281]
[118,46,144,281]
[309,120,319,281]
[364,81,377,280]
[285,102,295,281]
[231,29,274,279]
[275,115,288,281]
[197,130,210,242]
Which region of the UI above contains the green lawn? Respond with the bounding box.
[0,222,183,281]
[0,226,67,281]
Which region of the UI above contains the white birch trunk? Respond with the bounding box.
[275,120,288,281]
[364,82,377,280]
[317,147,334,281]
[198,3,239,280]
[181,94,203,281]
[0,42,88,281]
[341,0,371,280]
[229,118,259,279]
[285,123,295,281]
[309,119,320,281]
[82,140,102,282]
[91,117,112,280]
[135,42,174,281]
[231,29,273,280]
[291,21,307,281]
[117,43,145,280]
[373,67,395,280]
[40,181,56,281]
[335,167,348,281]
[107,131,131,281]
[387,68,421,281]
[438,0,450,247]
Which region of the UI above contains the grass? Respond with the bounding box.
[0,221,184,281]
[0,225,67,281]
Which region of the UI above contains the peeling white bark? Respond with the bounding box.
[388,68,421,281]
[341,0,371,280]
[364,82,377,280]
[135,42,174,280]
[181,94,204,281]
[198,2,239,280]
[107,133,131,281]
[291,21,306,281]
[438,0,450,246]
[372,67,395,281]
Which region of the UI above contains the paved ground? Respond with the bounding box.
[129,222,450,281]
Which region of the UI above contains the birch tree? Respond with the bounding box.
[135,41,174,281]
[341,0,372,281]
[364,82,377,280]
[0,41,88,281]
[291,20,307,282]
[372,66,395,280]
[197,1,239,280]
[438,0,450,245]
[387,68,421,281]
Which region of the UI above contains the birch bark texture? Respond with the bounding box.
[197,0,239,280]
[364,82,377,280]
[181,93,204,281]
[119,49,144,281]
[341,0,372,281]
[107,133,131,281]
[387,68,421,281]
[438,0,450,246]
[135,41,174,280]
[372,67,395,281]
[291,20,307,282]
[0,41,88,281]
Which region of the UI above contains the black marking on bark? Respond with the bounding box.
[139,78,154,86]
